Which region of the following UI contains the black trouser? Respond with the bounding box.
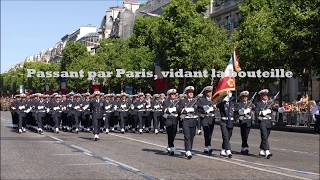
[129,111,138,129]
[17,112,27,129]
[144,111,152,129]
[240,120,251,148]
[61,112,68,127]
[153,111,163,130]
[67,111,74,127]
[36,112,46,129]
[202,116,215,147]
[315,115,320,133]
[138,111,144,129]
[11,111,18,126]
[52,112,61,128]
[112,112,119,128]
[166,116,178,148]
[259,119,272,150]
[103,112,112,129]
[73,111,82,129]
[81,111,91,128]
[92,114,102,135]
[119,111,128,129]
[220,120,233,150]
[183,118,197,151]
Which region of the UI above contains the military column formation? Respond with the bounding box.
[10,87,284,159]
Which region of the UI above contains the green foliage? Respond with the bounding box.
[61,42,89,70]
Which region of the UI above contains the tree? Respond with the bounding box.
[61,42,89,70]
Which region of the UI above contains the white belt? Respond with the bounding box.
[221,117,234,120]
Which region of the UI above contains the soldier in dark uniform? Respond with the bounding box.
[128,94,138,133]
[51,94,63,133]
[118,93,130,133]
[197,86,215,155]
[159,93,166,133]
[133,93,146,134]
[90,91,104,141]
[60,95,68,131]
[178,86,198,159]
[111,94,121,132]
[34,94,48,135]
[10,95,19,129]
[65,92,75,132]
[217,91,234,158]
[103,94,113,134]
[237,91,255,155]
[72,94,83,133]
[81,93,92,132]
[144,93,153,133]
[163,89,179,156]
[178,94,186,133]
[255,89,283,159]
[152,94,163,134]
[13,94,28,133]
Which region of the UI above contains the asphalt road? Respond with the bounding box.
[1,111,319,180]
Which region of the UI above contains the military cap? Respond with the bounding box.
[167,89,177,95]
[202,86,213,93]
[138,92,144,96]
[183,86,195,94]
[258,89,269,95]
[239,91,249,97]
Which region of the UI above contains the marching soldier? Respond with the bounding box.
[10,95,19,128]
[237,91,255,155]
[178,86,199,159]
[217,91,234,158]
[103,94,113,134]
[133,93,146,134]
[118,93,130,133]
[65,92,75,131]
[14,94,29,133]
[178,94,186,133]
[163,89,179,156]
[35,94,48,135]
[90,91,104,141]
[255,89,283,159]
[144,93,153,133]
[152,94,163,134]
[159,93,166,133]
[72,94,83,133]
[51,94,63,133]
[111,94,121,132]
[197,86,215,155]
[81,93,92,132]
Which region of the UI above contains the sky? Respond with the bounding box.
[1,0,146,73]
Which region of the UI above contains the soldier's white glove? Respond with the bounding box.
[185,107,194,113]
[168,107,177,113]
[261,109,271,116]
[11,107,16,110]
[146,105,151,109]
[114,105,118,110]
[46,108,50,113]
[154,105,160,109]
[203,105,210,112]
[121,104,127,108]
[244,108,251,115]
[19,106,25,110]
[239,109,245,115]
[278,107,285,113]
[105,105,111,110]
[53,107,59,111]
[137,104,143,109]
[62,107,66,111]
[130,104,134,110]
[68,104,72,107]
[25,108,31,113]
[74,106,80,109]
[83,105,89,110]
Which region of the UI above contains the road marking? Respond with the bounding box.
[52,153,83,156]
[47,135,64,142]
[46,134,158,180]
[110,133,318,180]
[64,162,109,166]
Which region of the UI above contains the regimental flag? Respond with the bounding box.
[233,48,241,72]
[212,53,239,102]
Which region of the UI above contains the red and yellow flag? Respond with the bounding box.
[212,50,241,102]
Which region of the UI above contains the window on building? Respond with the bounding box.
[226,15,233,30]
